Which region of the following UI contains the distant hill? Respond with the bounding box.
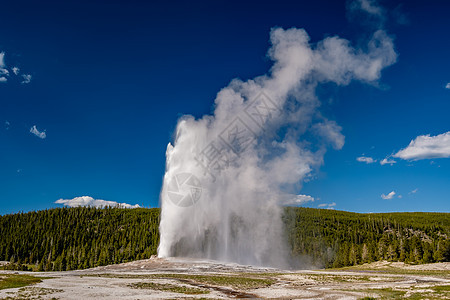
[0,207,449,271]
[284,207,450,268]
[0,207,159,271]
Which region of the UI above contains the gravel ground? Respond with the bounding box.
[1,258,449,299]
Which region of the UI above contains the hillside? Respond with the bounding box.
[0,207,160,271]
[0,207,449,271]
[284,207,450,267]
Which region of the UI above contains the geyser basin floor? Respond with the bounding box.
[0,257,449,299]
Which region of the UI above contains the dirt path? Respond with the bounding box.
[1,258,449,299]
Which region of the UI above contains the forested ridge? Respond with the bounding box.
[0,207,159,271]
[0,207,449,271]
[284,207,450,268]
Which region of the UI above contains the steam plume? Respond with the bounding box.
[158,12,396,267]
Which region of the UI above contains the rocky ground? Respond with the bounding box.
[1,257,449,299]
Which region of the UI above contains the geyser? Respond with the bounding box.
[158,14,396,267]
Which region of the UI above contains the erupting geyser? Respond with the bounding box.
[158,21,396,267]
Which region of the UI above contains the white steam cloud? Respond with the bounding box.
[55,196,140,208]
[158,3,396,268]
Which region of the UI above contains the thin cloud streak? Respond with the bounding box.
[318,202,336,209]
[381,191,396,199]
[357,156,376,163]
[280,194,314,206]
[380,157,396,165]
[409,188,418,194]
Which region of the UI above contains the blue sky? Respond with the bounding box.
[0,0,449,215]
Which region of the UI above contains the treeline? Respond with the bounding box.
[0,207,159,271]
[284,207,450,268]
[0,207,449,271]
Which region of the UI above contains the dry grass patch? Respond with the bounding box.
[128,281,209,295]
[87,273,274,289]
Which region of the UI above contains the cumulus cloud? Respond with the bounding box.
[318,202,336,209]
[280,194,314,206]
[380,157,396,165]
[381,191,395,199]
[409,188,418,194]
[393,131,450,160]
[12,67,20,75]
[357,156,376,163]
[55,196,140,208]
[0,77,6,83]
[30,125,46,139]
[446,83,450,89]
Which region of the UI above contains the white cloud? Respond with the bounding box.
[318,202,336,209]
[353,0,382,15]
[0,52,5,68]
[5,120,10,130]
[393,131,450,160]
[280,194,314,206]
[409,188,418,194]
[0,51,31,84]
[445,83,450,89]
[30,125,46,139]
[398,194,402,199]
[380,157,396,165]
[0,52,9,79]
[55,196,141,209]
[381,191,395,200]
[357,156,376,164]
[21,74,32,84]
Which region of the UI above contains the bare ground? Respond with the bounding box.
[1,258,449,299]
